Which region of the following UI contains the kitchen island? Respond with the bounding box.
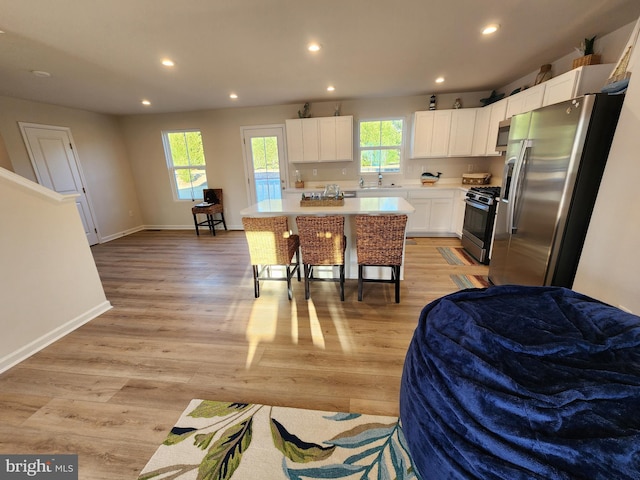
[240,196,415,280]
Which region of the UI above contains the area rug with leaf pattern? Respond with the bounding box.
[138,399,419,480]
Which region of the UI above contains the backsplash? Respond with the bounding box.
[289,156,504,186]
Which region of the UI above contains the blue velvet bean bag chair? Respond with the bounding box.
[400,285,640,479]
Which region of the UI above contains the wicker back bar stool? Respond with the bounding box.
[355,214,408,303]
[296,215,347,301]
[192,188,227,236]
[242,216,301,300]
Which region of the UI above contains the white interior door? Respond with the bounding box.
[241,125,288,205]
[19,123,99,245]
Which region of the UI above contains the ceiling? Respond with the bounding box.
[1,0,639,116]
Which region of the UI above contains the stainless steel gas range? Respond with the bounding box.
[461,186,501,264]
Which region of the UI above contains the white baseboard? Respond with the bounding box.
[99,225,145,243]
[0,301,113,374]
[99,225,243,244]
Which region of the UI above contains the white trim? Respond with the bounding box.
[17,122,101,244]
[161,129,208,201]
[99,225,146,243]
[0,301,112,374]
[0,166,78,204]
[240,124,288,206]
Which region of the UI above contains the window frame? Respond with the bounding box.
[161,129,208,201]
[357,117,406,176]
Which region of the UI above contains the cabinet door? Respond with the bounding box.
[411,111,435,158]
[543,69,580,106]
[486,99,507,156]
[429,198,454,232]
[285,119,304,163]
[335,116,353,161]
[522,84,545,112]
[506,95,525,119]
[319,117,337,161]
[302,119,319,162]
[407,198,431,232]
[472,106,491,156]
[506,84,545,118]
[448,109,476,156]
[431,111,452,157]
[453,190,466,237]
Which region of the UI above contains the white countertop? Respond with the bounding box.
[240,196,416,216]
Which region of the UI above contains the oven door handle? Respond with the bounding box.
[464,199,491,212]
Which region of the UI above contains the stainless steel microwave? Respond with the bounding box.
[495,118,510,152]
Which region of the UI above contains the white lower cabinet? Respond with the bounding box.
[406,189,455,235]
[453,190,466,237]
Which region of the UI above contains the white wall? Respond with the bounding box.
[501,21,636,96]
[0,168,111,372]
[1,20,638,315]
[118,92,490,231]
[0,96,144,241]
[573,27,640,313]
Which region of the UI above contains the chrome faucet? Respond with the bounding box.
[378,173,383,187]
[359,177,364,188]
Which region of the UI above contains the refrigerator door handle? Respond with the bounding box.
[508,140,532,234]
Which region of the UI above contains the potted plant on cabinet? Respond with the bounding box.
[573,35,601,69]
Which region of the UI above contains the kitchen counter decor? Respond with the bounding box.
[421,171,442,186]
[462,172,492,185]
[300,192,345,207]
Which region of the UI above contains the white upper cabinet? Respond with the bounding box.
[408,65,613,160]
[319,117,337,161]
[334,116,354,161]
[301,119,319,162]
[471,105,491,156]
[411,110,451,158]
[448,108,477,157]
[286,116,353,163]
[431,111,452,156]
[506,83,546,118]
[486,99,507,155]
[542,64,612,107]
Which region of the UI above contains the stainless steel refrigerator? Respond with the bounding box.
[489,93,624,287]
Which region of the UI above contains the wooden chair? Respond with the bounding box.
[355,214,408,303]
[192,188,227,236]
[296,215,347,301]
[242,216,301,300]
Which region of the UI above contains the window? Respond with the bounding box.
[162,130,208,200]
[359,119,404,173]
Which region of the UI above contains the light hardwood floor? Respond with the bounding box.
[0,230,488,479]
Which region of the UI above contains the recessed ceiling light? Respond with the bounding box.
[161,59,175,67]
[229,93,238,99]
[31,70,51,78]
[308,43,321,52]
[141,99,151,106]
[435,77,445,84]
[482,24,500,35]
[327,86,335,92]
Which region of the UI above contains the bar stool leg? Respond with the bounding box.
[193,213,200,236]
